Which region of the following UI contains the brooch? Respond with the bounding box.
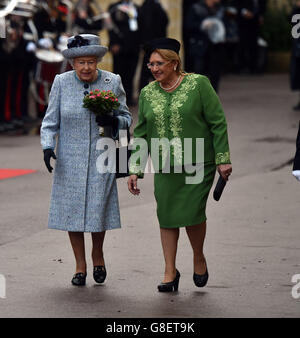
[104,77,112,84]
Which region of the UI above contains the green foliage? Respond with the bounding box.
[261,3,292,51]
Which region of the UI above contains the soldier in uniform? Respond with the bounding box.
[182,0,199,72]
[138,0,169,91]
[108,0,140,106]
[74,0,104,33]
[186,0,225,92]
[237,0,267,74]
[0,18,35,132]
[222,0,239,73]
[290,1,300,110]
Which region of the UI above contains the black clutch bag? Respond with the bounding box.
[116,127,131,179]
[213,175,227,201]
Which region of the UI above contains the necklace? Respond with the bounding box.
[159,75,182,91]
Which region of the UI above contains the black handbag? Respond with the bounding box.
[213,175,227,201]
[115,127,131,179]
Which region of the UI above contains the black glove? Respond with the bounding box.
[43,149,56,173]
[96,115,118,128]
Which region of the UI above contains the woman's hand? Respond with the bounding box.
[217,164,232,181]
[127,175,140,195]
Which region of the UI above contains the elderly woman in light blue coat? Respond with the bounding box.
[40,34,132,286]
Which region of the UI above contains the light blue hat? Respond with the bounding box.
[62,34,108,59]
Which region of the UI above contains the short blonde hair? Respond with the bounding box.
[153,49,184,75]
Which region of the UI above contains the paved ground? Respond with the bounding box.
[0,73,300,318]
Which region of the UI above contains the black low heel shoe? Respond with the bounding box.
[93,266,107,284]
[193,268,209,287]
[158,270,180,292]
[71,272,87,286]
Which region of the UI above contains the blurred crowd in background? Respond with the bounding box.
[0,0,296,135]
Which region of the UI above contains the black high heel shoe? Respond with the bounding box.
[193,261,209,287]
[158,269,180,292]
[71,272,87,286]
[93,266,107,284]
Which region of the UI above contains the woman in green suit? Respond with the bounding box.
[128,38,232,292]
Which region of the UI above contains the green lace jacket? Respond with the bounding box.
[129,74,231,177]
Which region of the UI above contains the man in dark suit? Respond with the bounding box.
[108,0,140,106]
[237,0,267,73]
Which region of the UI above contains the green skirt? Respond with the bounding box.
[154,164,216,228]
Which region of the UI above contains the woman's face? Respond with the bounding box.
[148,52,176,83]
[73,56,98,82]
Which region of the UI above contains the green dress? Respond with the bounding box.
[129,74,231,228]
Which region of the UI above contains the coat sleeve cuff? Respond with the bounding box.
[129,163,144,179]
[215,151,231,165]
[41,136,56,150]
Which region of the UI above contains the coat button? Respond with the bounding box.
[84,84,89,89]
[84,91,89,95]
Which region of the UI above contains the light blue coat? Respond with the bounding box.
[40,69,132,232]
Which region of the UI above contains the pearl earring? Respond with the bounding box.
[174,66,177,71]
